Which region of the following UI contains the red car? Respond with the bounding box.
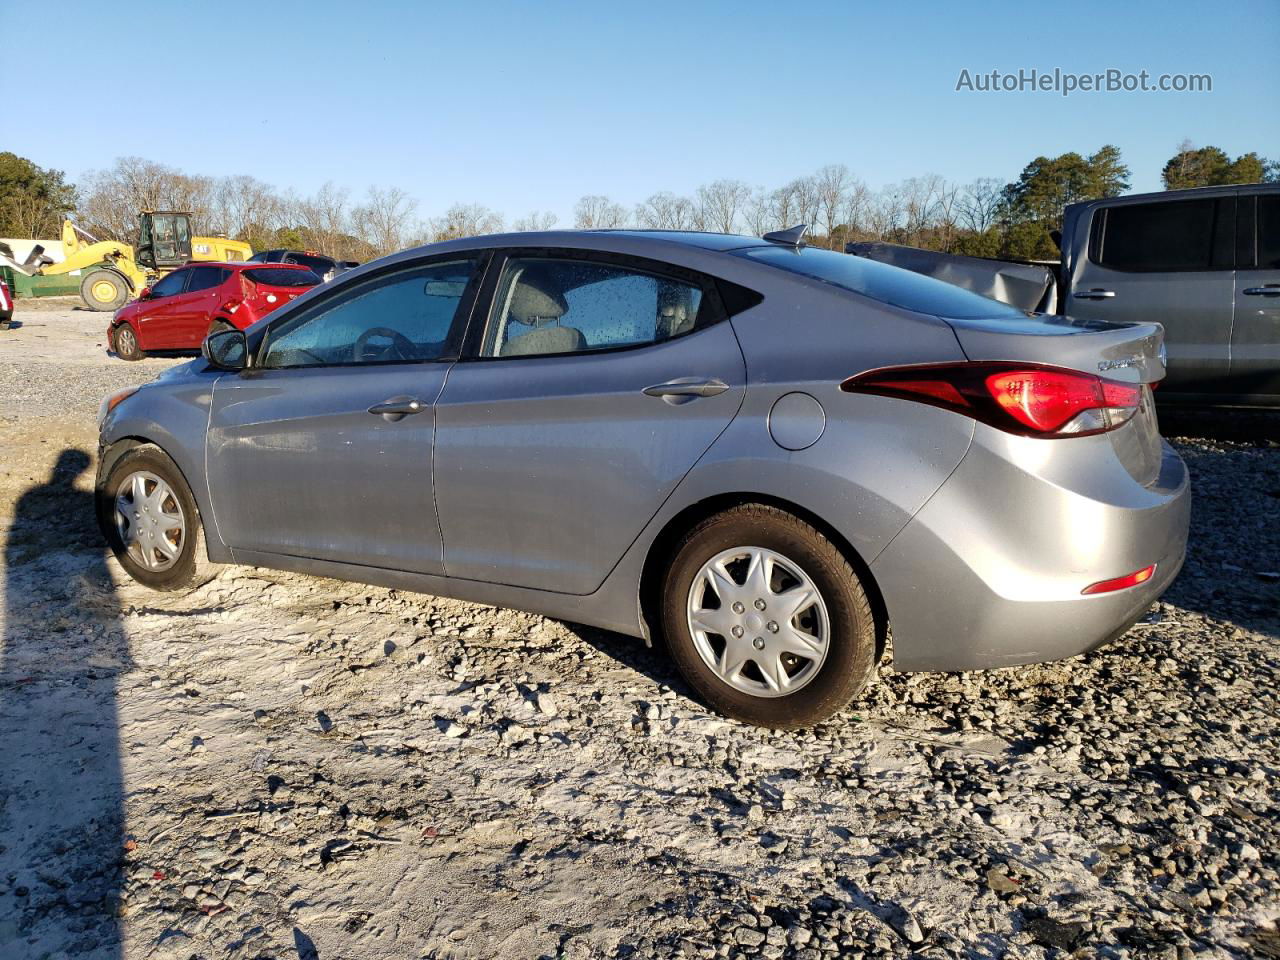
[0,278,12,328]
[108,262,320,360]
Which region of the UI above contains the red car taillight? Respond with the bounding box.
[842,362,1145,438]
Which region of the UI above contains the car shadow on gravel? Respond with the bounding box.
[1,449,128,958]
[560,622,696,702]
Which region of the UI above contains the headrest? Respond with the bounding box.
[501,324,586,357]
[508,276,568,324]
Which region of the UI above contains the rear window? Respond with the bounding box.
[243,267,320,287]
[735,246,1027,320]
[284,253,335,274]
[1093,197,1234,272]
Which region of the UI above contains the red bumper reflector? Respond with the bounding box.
[1081,564,1156,595]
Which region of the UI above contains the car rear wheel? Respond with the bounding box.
[661,504,877,728]
[111,322,145,361]
[97,445,217,591]
[81,269,130,312]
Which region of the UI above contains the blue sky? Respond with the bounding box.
[9,0,1278,223]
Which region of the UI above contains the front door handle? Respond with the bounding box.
[643,377,730,405]
[1075,288,1116,300]
[367,396,424,421]
[1242,285,1280,297]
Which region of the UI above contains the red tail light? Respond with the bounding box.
[842,362,1144,438]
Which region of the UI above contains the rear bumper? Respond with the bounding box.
[872,429,1191,672]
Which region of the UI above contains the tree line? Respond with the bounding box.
[1,142,1276,263]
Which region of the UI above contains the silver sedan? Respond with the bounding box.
[96,228,1190,728]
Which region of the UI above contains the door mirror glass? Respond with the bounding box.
[203,329,248,371]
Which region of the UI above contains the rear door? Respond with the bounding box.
[206,255,485,573]
[1068,194,1237,394]
[1230,191,1280,400]
[433,250,746,594]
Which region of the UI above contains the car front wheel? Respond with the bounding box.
[97,445,215,591]
[661,504,877,729]
[111,322,145,361]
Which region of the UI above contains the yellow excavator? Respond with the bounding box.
[0,211,252,311]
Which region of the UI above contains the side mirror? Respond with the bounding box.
[139,286,152,300]
[202,328,248,371]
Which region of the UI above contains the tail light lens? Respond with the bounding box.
[842,362,1145,438]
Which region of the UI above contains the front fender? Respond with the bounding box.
[98,372,227,559]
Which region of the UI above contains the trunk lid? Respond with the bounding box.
[941,312,1166,385]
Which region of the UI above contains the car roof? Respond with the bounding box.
[586,230,773,252]
[184,261,317,270]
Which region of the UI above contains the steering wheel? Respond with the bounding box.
[353,326,416,363]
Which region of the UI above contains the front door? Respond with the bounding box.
[206,256,484,573]
[434,252,746,594]
[1069,195,1236,394]
[1230,191,1280,400]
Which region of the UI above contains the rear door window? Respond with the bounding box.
[481,257,705,358]
[1094,197,1234,272]
[1257,195,1280,269]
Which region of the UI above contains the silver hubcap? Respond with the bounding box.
[117,327,136,354]
[114,470,185,572]
[686,546,830,698]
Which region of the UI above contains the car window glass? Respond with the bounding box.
[482,258,703,358]
[150,271,188,297]
[1097,198,1225,272]
[262,259,477,369]
[1258,195,1280,269]
[736,245,1027,320]
[185,266,225,293]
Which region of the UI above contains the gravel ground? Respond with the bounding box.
[0,306,1277,960]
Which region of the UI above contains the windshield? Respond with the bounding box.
[244,268,320,287]
[736,245,1029,320]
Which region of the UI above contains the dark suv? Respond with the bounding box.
[247,249,357,283]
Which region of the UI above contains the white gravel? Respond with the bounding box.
[1,306,1277,960]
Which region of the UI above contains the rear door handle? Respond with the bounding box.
[1243,285,1280,297]
[1075,289,1116,300]
[643,377,729,404]
[367,396,424,421]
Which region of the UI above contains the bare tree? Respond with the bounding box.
[635,192,697,230]
[511,210,558,232]
[814,164,851,247]
[208,175,282,245]
[696,179,750,234]
[933,179,961,252]
[353,185,419,256]
[866,186,905,240]
[900,175,943,246]
[429,203,503,242]
[573,195,628,229]
[958,177,1003,234]
[840,181,871,243]
[742,187,774,237]
[78,156,214,242]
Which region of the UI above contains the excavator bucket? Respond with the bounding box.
[0,241,52,276]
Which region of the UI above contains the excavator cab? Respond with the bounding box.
[136,211,194,270]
